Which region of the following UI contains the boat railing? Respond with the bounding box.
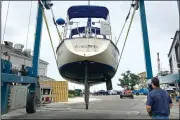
[63,21,112,40]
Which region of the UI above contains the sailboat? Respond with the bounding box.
[56,5,119,109]
[56,5,119,85]
[56,5,119,86]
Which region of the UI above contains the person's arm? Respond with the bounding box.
[168,95,173,108]
[146,93,153,113]
[146,105,151,113]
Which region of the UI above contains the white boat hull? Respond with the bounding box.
[56,38,119,85]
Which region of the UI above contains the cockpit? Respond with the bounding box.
[69,27,107,39]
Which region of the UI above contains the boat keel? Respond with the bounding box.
[106,79,112,91]
[84,61,90,110]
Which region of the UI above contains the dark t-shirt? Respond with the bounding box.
[146,88,173,116]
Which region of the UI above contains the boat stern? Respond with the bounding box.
[64,38,110,57]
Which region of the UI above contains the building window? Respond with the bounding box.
[42,68,45,76]
[169,57,173,73]
[42,89,51,95]
[175,43,180,65]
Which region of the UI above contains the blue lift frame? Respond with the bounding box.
[139,0,153,91]
[1,2,43,114]
[1,0,153,115]
[139,0,153,80]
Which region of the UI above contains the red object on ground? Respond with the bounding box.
[45,97,49,102]
[45,97,52,103]
[124,90,132,94]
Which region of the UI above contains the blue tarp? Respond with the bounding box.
[158,74,180,84]
[67,5,109,20]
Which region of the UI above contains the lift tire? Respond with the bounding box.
[131,95,134,99]
[26,92,37,114]
[86,103,89,110]
[120,95,123,99]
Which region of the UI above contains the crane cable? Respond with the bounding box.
[117,0,139,67]
[38,0,59,68]
[25,0,33,49]
[2,1,10,41]
[50,7,63,41]
[115,0,134,45]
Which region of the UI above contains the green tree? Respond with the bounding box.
[118,70,140,90]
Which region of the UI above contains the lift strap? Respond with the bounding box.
[50,7,63,41]
[117,0,138,67]
[39,1,59,68]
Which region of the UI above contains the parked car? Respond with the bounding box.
[75,89,83,96]
[94,90,108,95]
[107,90,117,95]
[132,88,149,95]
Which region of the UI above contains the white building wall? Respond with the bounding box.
[168,32,179,74]
[169,50,178,73]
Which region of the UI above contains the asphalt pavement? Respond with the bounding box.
[2,95,179,119]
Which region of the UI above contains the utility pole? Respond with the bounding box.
[0,0,2,98]
[157,53,161,75]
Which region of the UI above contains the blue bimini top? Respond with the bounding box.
[67,5,109,20]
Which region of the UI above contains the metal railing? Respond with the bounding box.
[63,21,112,40]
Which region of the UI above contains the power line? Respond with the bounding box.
[2,1,10,41]
[25,0,33,49]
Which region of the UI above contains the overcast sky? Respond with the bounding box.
[1,1,179,91]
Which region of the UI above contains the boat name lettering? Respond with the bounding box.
[74,45,98,48]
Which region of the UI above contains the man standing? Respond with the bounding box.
[146,77,173,119]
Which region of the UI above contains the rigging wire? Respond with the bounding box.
[25,0,33,49]
[112,31,117,42]
[117,0,138,68]
[115,0,134,45]
[2,1,10,41]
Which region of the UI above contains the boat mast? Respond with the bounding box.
[87,0,91,28]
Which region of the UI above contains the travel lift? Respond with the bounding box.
[1,0,153,114]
